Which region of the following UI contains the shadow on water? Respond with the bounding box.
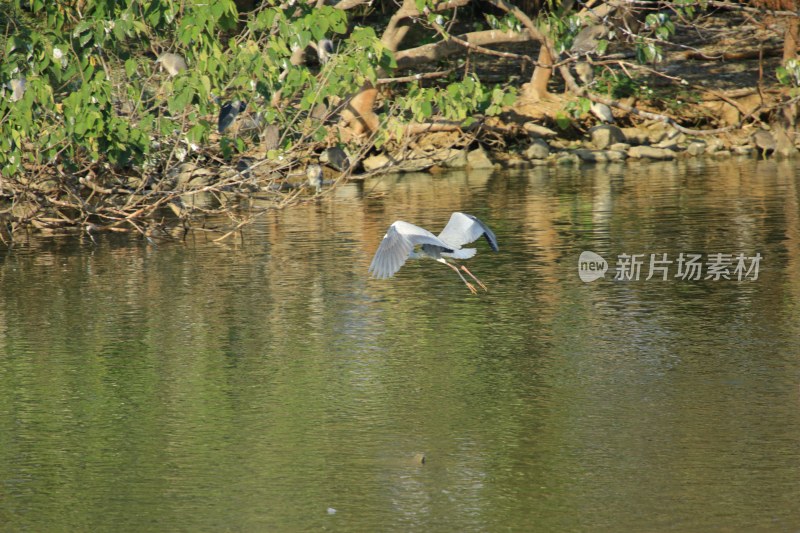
[1,157,800,530]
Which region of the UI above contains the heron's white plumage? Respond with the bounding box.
[437,212,499,251]
[368,222,453,279]
[448,248,476,260]
[368,212,498,280]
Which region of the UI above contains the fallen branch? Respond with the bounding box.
[673,46,783,61]
[377,69,454,84]
[396,29,531,70]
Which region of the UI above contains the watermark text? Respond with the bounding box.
[579,251,761,282]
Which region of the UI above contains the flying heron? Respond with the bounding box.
[369,212,499,294]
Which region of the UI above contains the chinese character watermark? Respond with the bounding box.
[579,251,761,282]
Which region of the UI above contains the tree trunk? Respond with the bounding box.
[340,86,380,135]
[524,45,554,100]
[341,0,473,135]
[339,0,416,135]
[784,16,799,127]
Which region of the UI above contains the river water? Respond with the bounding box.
[1,157,799,531]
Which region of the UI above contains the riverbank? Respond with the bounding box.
[357,117,793,176]
[3,3,798,243]
[3,111,793,244]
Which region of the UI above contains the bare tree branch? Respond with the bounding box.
[332,0,371,10]
[377,69,454,84]
[396,29,531,69]
[382,0,472,50]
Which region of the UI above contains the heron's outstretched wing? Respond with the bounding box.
[437,212,499,252]
[369,221,453,279]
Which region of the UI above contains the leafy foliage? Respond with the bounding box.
[777,58,800,96]
[400,76,515,123]
[1,0,513,179]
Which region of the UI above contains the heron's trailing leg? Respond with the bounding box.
[460,265,488,291]
[438,258,478,294]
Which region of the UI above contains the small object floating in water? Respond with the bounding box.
[326,507,337,515]
[413,452,426,465]
[369,212,499,294]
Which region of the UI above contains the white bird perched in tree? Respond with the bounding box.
[316,39,335,65]
[369,212,499,294]
[156,53,187,77]
[9,77,26,102]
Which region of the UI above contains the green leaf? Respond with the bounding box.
[79,29,94,47]
[6,35,27,55]
[312,127,327,142]
[420,100,432,118]
[330,15,347,34]
[188,123,207,144]
[125,58,137,78]
[555,112,572,130]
